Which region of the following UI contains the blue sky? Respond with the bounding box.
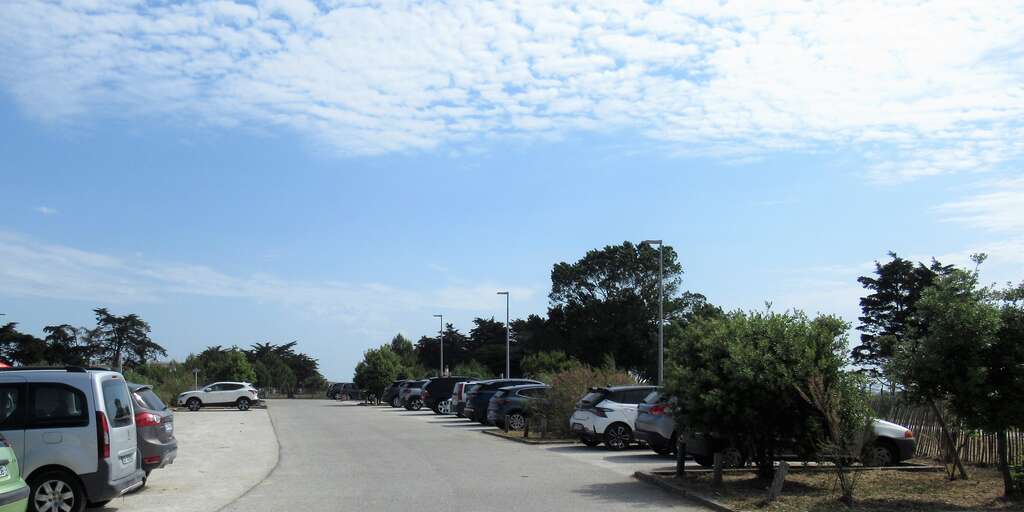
[1,1,1022,380]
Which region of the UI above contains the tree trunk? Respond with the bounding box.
[997,430,1016,499]
[930,400,969,480]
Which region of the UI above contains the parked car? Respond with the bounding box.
[684,418,917,467]
[634,388,676,456]
[128,383,177,483]
[464,379,542,424]
[399,380,427,410]
[451,381,476,417]
[0,367,146,511]
[486,384,548,430]
[326,383,342,400]
[382,380,409,408]
[176,382,260,411]
[570,385,658,450]
[0,433,29,512]
[330,383,364,402]
[421,377,472,414]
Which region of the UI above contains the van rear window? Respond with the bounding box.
[102,379,134,428]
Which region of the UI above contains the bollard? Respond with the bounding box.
[676,440,686,478]
[766,461,789,503]
[712,452,723,487]
[541,416,548,439]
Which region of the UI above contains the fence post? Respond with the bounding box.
[541,416,548,439]
[713,452,723,488]
[766,461,789,503]
[676,437,686,478]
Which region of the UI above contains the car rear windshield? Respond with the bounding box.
[135,388,168,411]
[642,390,662,404]
[580,391,606,405]
[410,381,425,388]
[102,379,134,428]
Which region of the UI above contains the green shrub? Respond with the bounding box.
[528,365,637,437]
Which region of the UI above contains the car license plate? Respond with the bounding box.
[0,465,8,478]
[119,453,134,465]
[164,423,173,433]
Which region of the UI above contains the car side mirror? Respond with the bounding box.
[203,388,212,393]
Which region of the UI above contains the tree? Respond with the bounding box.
[85,308,166,370]
[187,346,257,384]
[546,241,687,379]
[414,324,469,374]
[245,341,325,394]
[667,309,853,479]
[451,359,492,379]
[252,354,296,394]
[520,350,580,379]
[42,324,91,366]
[353,346,403,399]
[0,323,46,365]
[896,260,1024,495]
[853,253,952,390]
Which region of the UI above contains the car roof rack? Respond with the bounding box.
[0,365,112,373]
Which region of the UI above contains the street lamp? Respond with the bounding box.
[433,314,444,376]
[642,240,664,386]
[497,291,510,378]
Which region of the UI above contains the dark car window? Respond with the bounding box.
[580,391,607,405]
[223,383,244,391]
[517,388,545,398]
[102,379,134,428]
[31,383,88,428]
[134,388,167,411]
[624,388,654,404]
[0,384,23,428]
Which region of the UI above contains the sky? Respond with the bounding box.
[1,0,1022,381]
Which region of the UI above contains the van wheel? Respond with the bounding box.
[237,397,251,411]
[30,469,85,512]
[391,397,401,408]
[187,398,201,411]
[862,441,897,467]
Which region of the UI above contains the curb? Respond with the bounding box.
[481,429,577,445]
[633,471,738,512]
[663,464,944,476]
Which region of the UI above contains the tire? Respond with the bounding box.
[862,441,897,467]
[580,437,602,447]
[391,397,401,408]
[338,394,349,402]
[29,469,85,512]
[406,399,423,411]
[431,404,442,415]
[507,412,527,431]
[237,397,251,411]
[604,423,633,450]
[652,433,678,456]
[187,398,201,412]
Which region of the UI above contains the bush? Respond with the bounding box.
[123,361,195,406]
[521,350,581,379]
[528,365,637,438]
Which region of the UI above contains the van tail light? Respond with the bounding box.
[135,412,162,427]
[97,412,110,459]
[649,405,670,416]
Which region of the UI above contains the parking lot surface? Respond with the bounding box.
[222,400,700,511]
[100,408,278,512]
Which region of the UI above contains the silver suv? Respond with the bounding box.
[176,382,260,411]
[0,367,146,511]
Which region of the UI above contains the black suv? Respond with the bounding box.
[421,376,473,414]
[382,379,409,408]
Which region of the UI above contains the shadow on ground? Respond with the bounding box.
[573,480,682,507]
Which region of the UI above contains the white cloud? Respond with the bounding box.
[0,231,538,326]
[936,177,1024,233]
[34,206,57,215]
[0,1,1022,179]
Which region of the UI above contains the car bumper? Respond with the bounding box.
[0,482,29,512]
[81,466,145,503]
[894,438,916,461]
[140,438,178,472]
[635,429,672,449]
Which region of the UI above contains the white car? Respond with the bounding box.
[570,385,659,450]
[176,382,260,411]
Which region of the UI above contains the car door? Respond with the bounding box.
[0,378,26,471]
[26,380,94,477]
[203,384,227,405]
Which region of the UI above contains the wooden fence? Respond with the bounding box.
[884,406,1024,466]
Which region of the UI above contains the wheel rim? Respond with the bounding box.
[35,479,74,512]
[607,426,629,449]
[189,400,199,411]
[867,446,892,466]
[508,414,526,431]
[239,399,249,410]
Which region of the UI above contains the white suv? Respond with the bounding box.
[176,382,260,411]
[0,367,146,511]
[570,385,658,450]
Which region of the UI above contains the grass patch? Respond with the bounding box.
[673,464,1023,512]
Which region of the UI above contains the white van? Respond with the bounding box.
[0,367,146,512]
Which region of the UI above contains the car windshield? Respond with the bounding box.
[642,390,662,404]
[580,391,606,405]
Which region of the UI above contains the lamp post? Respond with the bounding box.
[642,240,664,386]
[497,291,510,378]
[433,314,444,376]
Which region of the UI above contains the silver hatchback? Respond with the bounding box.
[634,389,678,456]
